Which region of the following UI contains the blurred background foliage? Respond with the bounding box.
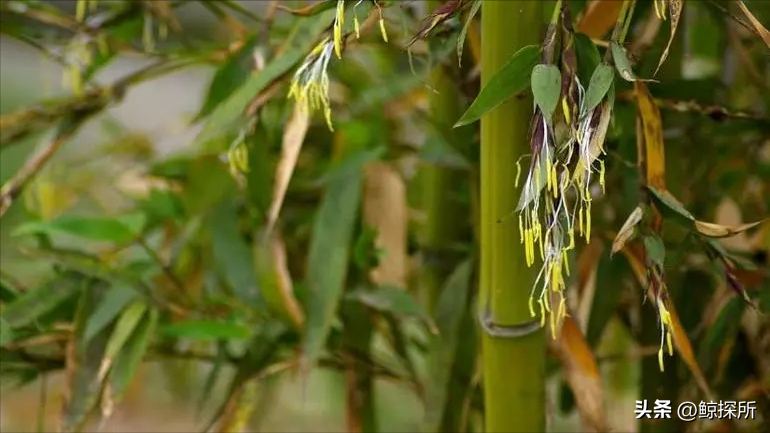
[0,0,768,432]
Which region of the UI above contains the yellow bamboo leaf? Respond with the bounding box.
[553,316,608,432]
[612,206,644,255]
[737,1,770,48]
[270,232,305,328]
[693,219,767,239]
[363,161,408,287]
[578,0,624,39]
[654,0,684,76]
[266,105,310,234]
[634,81,666,189]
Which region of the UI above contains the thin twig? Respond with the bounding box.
[0,119,84,218]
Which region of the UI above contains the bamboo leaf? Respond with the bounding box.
[457,0,481,66]
[654,0,684,75]
[62,284,111,432]
[552,317,607,432]
[84,283,138,342]
[302,149,373,370]
[693,220,767,238]
[573,33,601,86]
[98,301,147,382]
[611,42,655,83]
[0,317,13,347]
[647,187,768,238]
[635,81,668,215]
[585,248,631,346]
[107,307,157,402]
[584,64,614,116]
[255,231,305,329]
[196,34,260,120]
[207,200,260,304]
[346,285,436,333]
[195,10,336,144]
[531,64,562,122]
[454,45,540,127]
[266,105,310,234]
[13,213,146,244]
[736,1,770,48]
[612,206,643,254]
[643,234,666,266]
[161,320,252,341]
[1,275,82,329]
[423,259,473,433]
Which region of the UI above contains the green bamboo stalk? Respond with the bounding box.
[420,0,469,314]
[420,4,476,432]
[479,2,545,432]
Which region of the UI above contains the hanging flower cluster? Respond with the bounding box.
[516,5,613,337]
[288,0,389,131]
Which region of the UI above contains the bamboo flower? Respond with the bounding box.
[518,72,611,336]
[288,38,336,131]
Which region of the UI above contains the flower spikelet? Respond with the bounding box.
[288,38,336,131]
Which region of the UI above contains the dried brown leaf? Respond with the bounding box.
[270,232,305,328]
[266,105,310,234]
[694,219,766,238]
[553,316,608,432]
[578,0,624,39]
[635,81,666,190]
[653,0,683,76]
[612,206,644,255]
[736,1,770,48]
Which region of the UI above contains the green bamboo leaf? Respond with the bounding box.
[100,300,148,380]
[346,286,436,333]
[610,42,656,83]
[302,149,374,369]
[207,200,260,304]
[0,317,13,347]
[423,259,473,432]
[573,33,601,86]
[195,9,336,145]
[108,307,158,402]
[454,45,540,127]
[84,283,138,342]
[1,275,82,328]
[698,296,744,375]
[13,213,146,244]
[646,186,695,222]
[0,275,21,303]
[643,234,666,266]
[196,341,229,414]
[162,320,252,341]
[196,34,260,120]
[62,284,111,432]
[583,64,614,115]
[585,249,631,346]
[457,0,482,66]
[531,64,562,121]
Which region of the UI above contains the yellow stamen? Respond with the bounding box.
[539,299,546,327]
[515,159,522,188]
[529,296,536,318]
[658,348,665,372]
[599,159,606,194]
[334,0,345,59]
